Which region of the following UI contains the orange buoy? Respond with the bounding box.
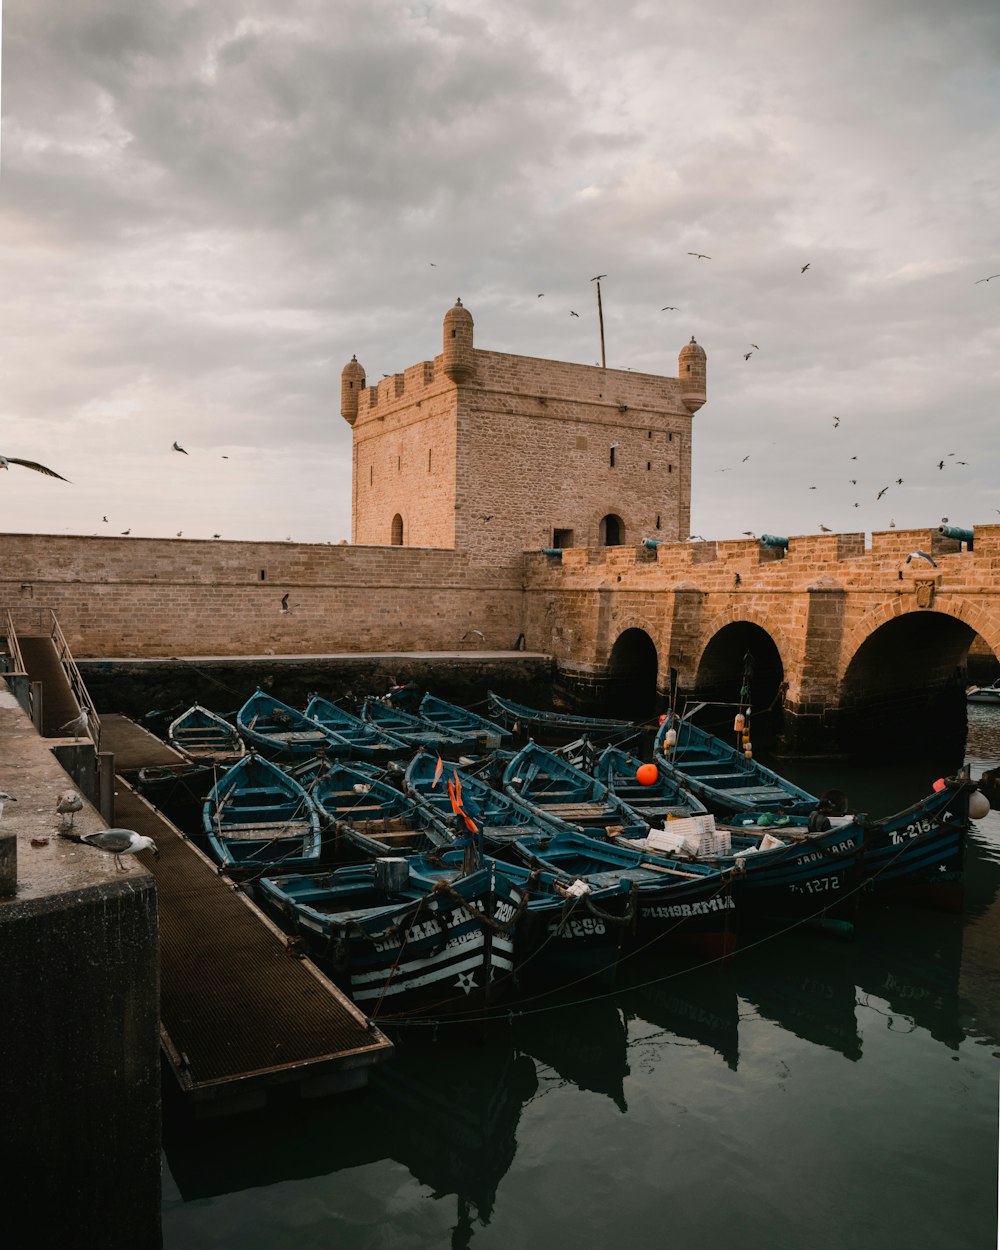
[636,763,659,786]
[658,713,668,725]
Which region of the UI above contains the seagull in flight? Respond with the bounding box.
[750,343,760,350]
[71,829,160,872]
[937,460,944,469]
[743,351,754,361]
[661,306,679,311]
[172,441,188,454]
[570,310,580,316]
[591,274,607,281]
[280,593,289,612]
[876,486,889,499]
[975,275,1000,283]
[906,550,937,568]
[0,455,69,480]
[832,416,840,428]
[687,253,711,260]
[801,263,811,272]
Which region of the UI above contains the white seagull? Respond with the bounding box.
[56,789,84,830]
[906,550,937,567]
[0,791,16,820]
[0,455,69,481]
[59,707,91,740]
[77,829,160,872]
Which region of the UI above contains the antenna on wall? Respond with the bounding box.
[591,274,607,368]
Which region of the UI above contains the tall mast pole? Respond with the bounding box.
[591,274,607,368]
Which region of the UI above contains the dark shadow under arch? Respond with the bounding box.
[692,622,785,741]
[391,514,403,545]
[599,514,625,546]
[607,628,658,719]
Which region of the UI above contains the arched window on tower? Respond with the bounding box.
[599,514,624,546]
[391,514,404,546]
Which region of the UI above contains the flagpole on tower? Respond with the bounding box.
[591,274,607,368]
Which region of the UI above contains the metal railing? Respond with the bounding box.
[2,608,26,675]
[49,610,101,749]
[1,608,32,718]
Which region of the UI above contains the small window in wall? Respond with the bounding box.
[610,446,617,468]
[646,461,651,470]
[397,456,401,472]
[599,514,625,546]
[369,465,373,485]
[668,432,673,442]
[391,514,404,545]
[428,449,432,471]
[259,569,267,581]
[655,515,661,529]
[668,464,674,474]
[553,528,574,549]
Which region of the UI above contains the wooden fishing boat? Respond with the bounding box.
[307,761,453,856]
[508,828,740,958]
[346,827,635,990]
[404,750,561,848]
[361,697,474,756]
[854,774,975,911]
[654,715,818,818]
[502,741,649,838]
[203,753,322,877]
[487,691,636,747]
[167,704,246,764]
[236,689,352,761]
[418,694,513,751]
[256,856,521,1018]
[304,695,410,762]
[594,745,708,825]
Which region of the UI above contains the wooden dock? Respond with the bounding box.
[106,716,393,1114]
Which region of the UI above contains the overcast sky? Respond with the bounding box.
[2,0,998,546]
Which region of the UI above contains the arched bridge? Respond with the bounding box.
[523,524,1000,756]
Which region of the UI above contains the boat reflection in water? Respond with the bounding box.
[513,993,630,1113]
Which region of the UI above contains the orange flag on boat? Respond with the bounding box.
[432,755,444,788]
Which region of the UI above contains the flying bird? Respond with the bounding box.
[687,253,711,260]
[56,789,84,830]
[570,310,579,316]
[742,531,756,538]
[0,455,69,481]
[591,274,607,281]
[102,516,108,523]
[877,486,889,499]
[481,514,494,521]
[537,293,544,298]
[750,344,760,351]
[956,460,968,465]
[280,593,290,612]
[661,306,679,311]
[849,479,857,485]
[906,550,937,568]
[429,262,437,267]
[688,535,706,541]
[832,416,840,428]
[743,351,753,361]
[808,485,817,490]
[975,275,1000,283]
[172,442,188,454]
[801,263,810,272]
[742,455,750,462]
[213,533,221,539]
[937,460,944,469]
[71,829,160,872]
[895,478,903,485]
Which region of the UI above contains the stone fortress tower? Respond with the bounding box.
[341,300,706,561]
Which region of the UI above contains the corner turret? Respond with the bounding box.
[341,355,366,425]
[443,299,475,383]
[678,337,707,414]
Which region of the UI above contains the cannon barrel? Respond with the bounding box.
[938,525,973,547]
[541,547,563,559]
[760,533,789,549]
[642,538,664,550]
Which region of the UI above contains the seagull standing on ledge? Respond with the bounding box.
[75,829,159,872]
[906,550,938,567]
[59,707,91,740]
[56,789,84,830]
[0,455,69,481]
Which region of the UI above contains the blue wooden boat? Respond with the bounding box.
[346,827,635,989]
[304,695,410,762]
[307,761,453,855]
[361,697,475,755]
[418,694,513,751]
[256,857,521,1018]
[236,689,352,761]
[507,828,740,958]
[503,741,649,838]
[594,745,708,825]
[404,751,561,847]
[168,703,245,764]
[654,715,818,818]
[487,691,636,747]
[203,753,322,876]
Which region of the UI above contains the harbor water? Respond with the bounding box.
[161,708,1000,1249]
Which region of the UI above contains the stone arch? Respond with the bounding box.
[838,596,1000,687]
[606,626,659,719]
[599,513,626,546]
[390,513,404,545]
[689,609,793,732]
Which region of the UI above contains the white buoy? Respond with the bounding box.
[968,790,991,820]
